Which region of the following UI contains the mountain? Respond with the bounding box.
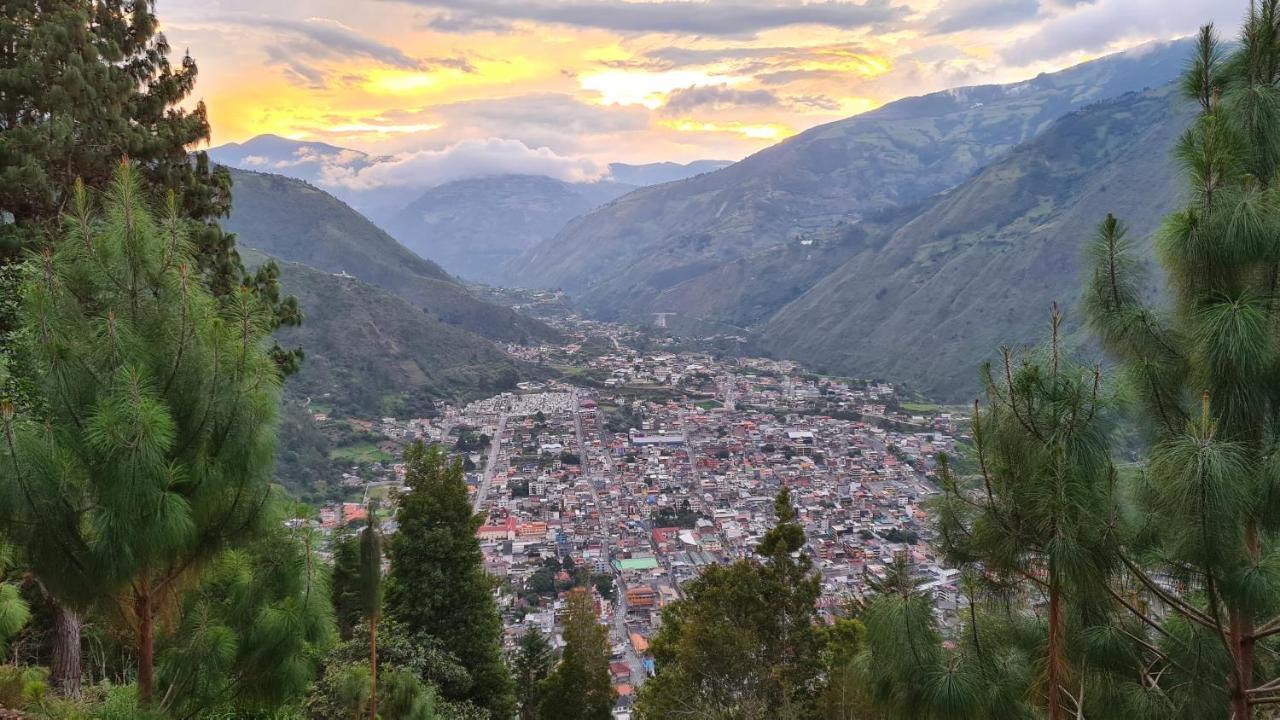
[382,160,735,283]
[223,168,559,344]
[512,38,1194,321]
[757,84,1192,400]
[607,160,731,186]
[209,134,372,183]
[383,175,636,282]
[256,254,524,418]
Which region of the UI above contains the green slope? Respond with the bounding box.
[224,168,559,345]
[256,253,524,418]
[757,85,1192,400]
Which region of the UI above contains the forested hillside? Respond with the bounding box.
[225,168,560,345]
[759,85,1191,397]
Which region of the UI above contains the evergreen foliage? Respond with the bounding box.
[0,0,301,377]
[0,162,284,706]
[386,442,515,718]
[511,627,554,720]
[156,517,335,716]
[635,487,824,719]
[1081,7,1280,716]
[536,588,613,720]
[360,503,383,720]
[331,525,364,641]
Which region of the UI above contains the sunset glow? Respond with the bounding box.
[162,0,1242,165]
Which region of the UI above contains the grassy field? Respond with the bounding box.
[900,401,942,413]
[330,442,394,464]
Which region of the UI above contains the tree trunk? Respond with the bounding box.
[369,614,378,720]
[1230,523,1261,720]
[1046,577,1065,720]
[136,582,155,708]
[49,602,82,698]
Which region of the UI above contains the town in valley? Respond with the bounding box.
[312,312,966,717]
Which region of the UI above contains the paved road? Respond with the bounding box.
[572,390,647,686]
[472,414,508,512]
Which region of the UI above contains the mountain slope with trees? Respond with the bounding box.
[514,39,1193,321]
[225,168,559,345]
[759,84,1191,398]
[257,254,525,418]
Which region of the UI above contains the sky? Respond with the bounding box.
[162,0,1245,178]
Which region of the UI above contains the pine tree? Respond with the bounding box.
[0,0,301,381]
[537,588,613,720]
[929,310,1117,719]
[0,544,29,651]
[512,627,555,720]
[0,161,283,705]
[635,487,824,719]
[332,525,364,641]
[156,513,336,716]
[1084,9,1280,717]
[361,503,384,720]
[386,442,515,718]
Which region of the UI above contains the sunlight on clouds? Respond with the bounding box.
[363,70,439,94]
[580,69,747,109]
[660,118,795,141]
[327,122,443,135]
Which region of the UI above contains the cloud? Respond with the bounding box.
[662,84,780,114]
[1000,0,1240,65]
[929,0,1041,33]
[321,137,608,189]
[396,0,909,37]
[201,14,472,87]
[259,17,427,69]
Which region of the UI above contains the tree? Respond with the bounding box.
[1084,10,1280,717]
[930,310,1117,720]
[0,163,283,704]
[0,0,301,382]
[155,515,335,717]
[0,545,29,651]
[386,442,515,718]
[512,627,555,720]
[361,503,384,720]
[537,588,613,720]
[635,488,824,719]
[332,525,364,641]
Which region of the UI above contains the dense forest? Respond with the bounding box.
[6,2,1280,720]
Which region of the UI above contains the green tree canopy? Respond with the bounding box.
[0,162,284,705]
[386,442,515,718]
[537,588,613,720]
[636,487,824,719]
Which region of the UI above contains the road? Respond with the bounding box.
[572,390,647,686]
[472,413,507,512]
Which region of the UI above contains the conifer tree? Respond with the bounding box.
[512,627,555,720]
[0,0,301,378]
[0,545,29,651]
[930,310,1116,719]
[537,588,613,720]
[361,503,384,720]
[386,442,515,718]
[332,525,364,641]
[1084,9,1280,716]
[635,487,824,719]
[0,161,283,705]
[156,515,336,716]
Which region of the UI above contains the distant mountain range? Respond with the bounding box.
[223,168,558,346]
[209,137,728,282]
[513,38,1193,324]
[213,37,1200,403]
